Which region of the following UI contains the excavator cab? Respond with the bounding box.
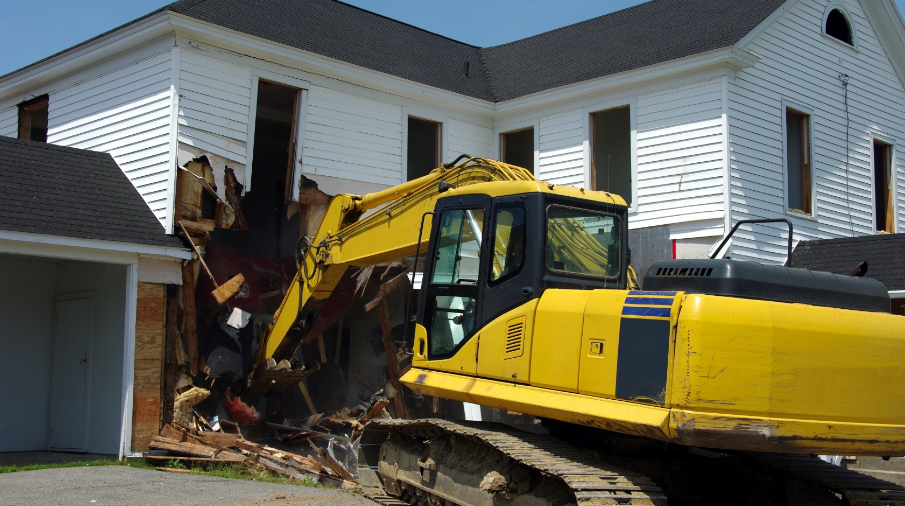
[414,188,628,368]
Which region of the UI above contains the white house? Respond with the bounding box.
[1,0,904,275]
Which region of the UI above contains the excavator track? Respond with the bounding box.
[361,419,667,506]
[746,452,905,506]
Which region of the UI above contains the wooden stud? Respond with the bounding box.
[316,332,327,363]
[181,261,199,376]
[298,380,318,415]
[333,315,343,366]
[379,298,408,419]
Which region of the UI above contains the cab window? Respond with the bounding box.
[489,205,526,285]
[427,208,484,357]
[546,205,620,279]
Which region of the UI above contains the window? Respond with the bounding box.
[825,8,853,46]
[874,140,894,233]
[18,95,48,142]
[407,117,441,181]
[786,108,812,214]
[591,106,632,205]
[501,127,534,174]
[426,208,484,357]
[546,206,621,279]
[489,205,526,285]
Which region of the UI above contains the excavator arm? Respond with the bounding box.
[259,157,537,362]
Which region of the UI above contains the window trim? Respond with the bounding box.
[544,204,622,281]
[870,132,898,234]
[781,100,817,220]
[404,114,443,182]
[18,94,49,142]
[822,3,859,51]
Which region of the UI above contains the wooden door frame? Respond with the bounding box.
[871,134,896,233]
[48,291,95,452]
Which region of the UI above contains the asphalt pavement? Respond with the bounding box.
[0,466,378,506]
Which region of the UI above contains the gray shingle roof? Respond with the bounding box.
[0,136,186,249]
[2,0,785,102]
[791,234,905,291]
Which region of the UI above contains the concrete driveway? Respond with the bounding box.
[0,466,378,506]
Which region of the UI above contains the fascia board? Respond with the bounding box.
[0,229,191,262]
[165,13,495,115]
[491,46,760,116]
[0,11,174,98]
[859,0,905,91]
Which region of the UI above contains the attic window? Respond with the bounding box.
[825,8,853,45]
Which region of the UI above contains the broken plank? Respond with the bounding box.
[378,298,408,419]
[309,441,355,482]
[361,398,390,423]
[155,467,194,474]
[179,219,215,233]
[149,440,217,458]
[211,273,246,305]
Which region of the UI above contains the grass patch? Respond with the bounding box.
[171,463,330,488]
[0,458,153,474]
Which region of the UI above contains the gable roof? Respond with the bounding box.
[0,136,186,249]
[2,0,786,102]
[791,234,905,291]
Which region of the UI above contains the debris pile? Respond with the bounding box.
[146,394,391,488]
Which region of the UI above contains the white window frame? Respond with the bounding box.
[781,99,818,220]
[494,119,540,174]
[869,131,898,233]
[401,107,445,182]
[244,69,311,200]
[582,97,637,211]
[822,2,860,52]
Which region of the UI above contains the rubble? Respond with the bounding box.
[146,395,393,489]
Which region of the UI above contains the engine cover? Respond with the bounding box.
[643,259,890,313]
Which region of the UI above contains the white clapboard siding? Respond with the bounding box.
[177,52,252,164]
[728,0,905,263]
[632,79,724,229]
[537,109,583,186]
[446,118,492,162]
[302,86,403,186]
[0,106,17,137]
[45,50,175,224]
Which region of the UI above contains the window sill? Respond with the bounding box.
[785,209,818,222]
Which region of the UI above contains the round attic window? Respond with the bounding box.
[825,8,853,45]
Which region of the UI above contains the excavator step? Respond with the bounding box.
[364,418,667,505]
[746,452,905,506]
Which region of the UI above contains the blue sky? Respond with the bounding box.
[2,0,905,76]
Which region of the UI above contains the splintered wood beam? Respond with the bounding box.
[378,298,408,419]
[298,380,318,416]
[178,221,218,287]
[211,273,246,305]
[181,261,199,376]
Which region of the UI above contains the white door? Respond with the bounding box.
[48,296,91,451]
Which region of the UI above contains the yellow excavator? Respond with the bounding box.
[259,156,905,505]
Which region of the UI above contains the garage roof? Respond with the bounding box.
[791,234,905,291]
[0,136,186,248]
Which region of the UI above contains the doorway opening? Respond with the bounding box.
[874,140,894,233]
[210,80,302,258]
[591,106,632,205]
